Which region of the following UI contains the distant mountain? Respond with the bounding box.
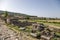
[0,10,59,20]
[0,11,3,13]
[0,10,31,17]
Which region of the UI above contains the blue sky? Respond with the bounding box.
[0,0,60,18]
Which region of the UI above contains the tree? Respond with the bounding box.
[4,11,8,23]
[4,11,8,18]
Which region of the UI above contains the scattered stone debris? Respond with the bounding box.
[0,17,60,40]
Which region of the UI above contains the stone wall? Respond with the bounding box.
[10,19,36,27]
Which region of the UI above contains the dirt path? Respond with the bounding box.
[0,21,19,40]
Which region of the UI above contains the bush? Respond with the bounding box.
[36,33,41,39]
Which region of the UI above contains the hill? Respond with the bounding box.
[0,10,60,20]
[0,10,31,17]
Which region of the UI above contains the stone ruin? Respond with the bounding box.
[40,28,54,40]
[31,23,57,40]
[9,19,36,28]
[32,23,45,33]
[31,23,46,38]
